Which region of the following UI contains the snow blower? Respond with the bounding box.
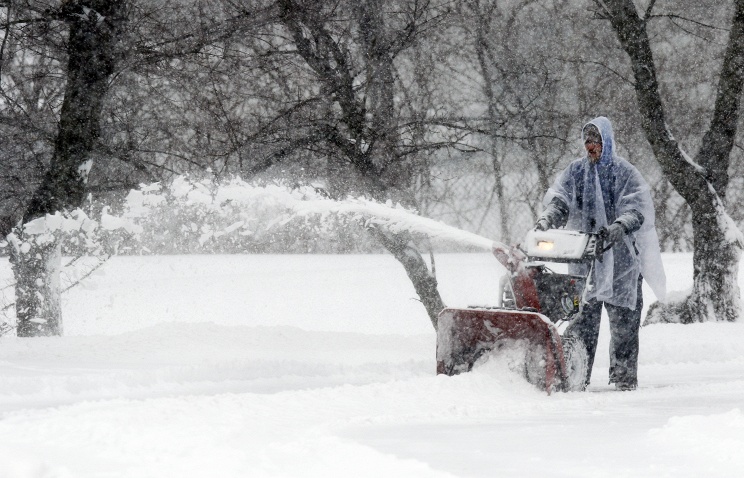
[436,228,609,393]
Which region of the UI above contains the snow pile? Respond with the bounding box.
[649,409,744,472]
[640,323,744,365]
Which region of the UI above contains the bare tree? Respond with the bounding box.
[0,0,254,335]
[272,0,450,327]
[0,1,127,336]
[598,0,744,323]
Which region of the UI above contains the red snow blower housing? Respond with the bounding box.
[436,229,609,393]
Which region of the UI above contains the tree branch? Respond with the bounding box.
[643,0,657,21]
[694,0,744,196]
[601,0,707,205]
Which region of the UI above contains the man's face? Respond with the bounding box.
[584,130,602,163]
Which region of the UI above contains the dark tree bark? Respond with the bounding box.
[9,1,127,336]
[600,0,744,323]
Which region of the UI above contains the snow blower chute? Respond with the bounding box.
[436,229,608,393]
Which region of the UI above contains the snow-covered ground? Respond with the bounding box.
[0,252,743,477]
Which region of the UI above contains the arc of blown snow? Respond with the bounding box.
[290,197,503,251]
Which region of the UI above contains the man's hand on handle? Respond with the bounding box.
[605,222,625,244]
[534,218,550,231]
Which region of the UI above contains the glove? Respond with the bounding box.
[605,222,626,244]
[534,218,550,231]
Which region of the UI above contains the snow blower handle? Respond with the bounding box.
[593,227,614,263]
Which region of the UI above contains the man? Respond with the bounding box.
[535,116,666,391]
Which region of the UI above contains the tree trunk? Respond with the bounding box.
[9,234,63,337]
[648,202,742,323]
[494,157,511,244]
[602,0,744,323]
[11,1,125,336]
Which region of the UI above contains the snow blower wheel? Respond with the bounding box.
[560,336,589,392]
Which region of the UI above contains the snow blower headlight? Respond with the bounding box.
[537,241,554,251]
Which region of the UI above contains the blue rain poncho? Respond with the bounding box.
[544,116,666,309]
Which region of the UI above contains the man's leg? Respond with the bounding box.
[564,299,602,386]
[606,276,644,389]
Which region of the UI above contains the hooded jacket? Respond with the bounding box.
[543,116,666,309]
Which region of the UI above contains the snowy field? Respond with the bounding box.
[0,252,743,477]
